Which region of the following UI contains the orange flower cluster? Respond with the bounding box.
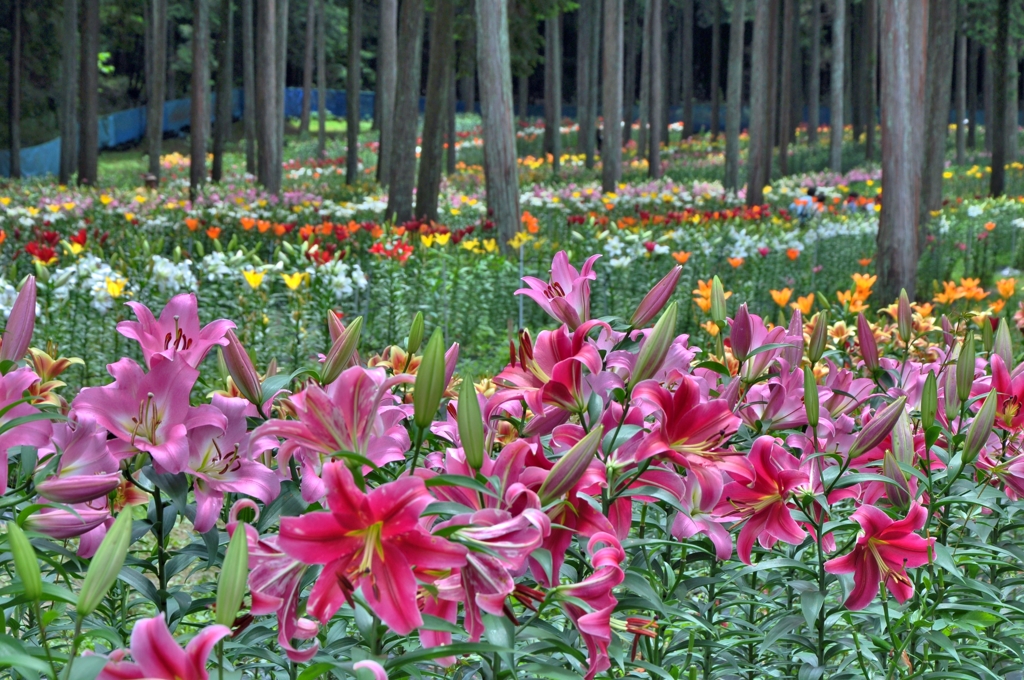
[835,273,876,313]
[933,278,989,305]
[693,278,732,313]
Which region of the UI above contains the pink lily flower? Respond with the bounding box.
[718,436,809,564]
[73,356,205,475]
[278,462,467,635]
[989,354,1024,431]
[0,367,54,494]
[672,467,735,560]
[516,251,600,330]
[36,418,120,504]
[187,395,280,533]
[824,502,935,610]
[821,360,876,418]
[117,293,235,368]
[95,614,230,680]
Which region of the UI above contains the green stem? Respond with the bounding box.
[61,616,83,680]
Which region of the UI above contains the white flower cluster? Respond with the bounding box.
[150,255,198,295]
[199,252,236,282]
[308,259,369,301]
[51,254,126,313]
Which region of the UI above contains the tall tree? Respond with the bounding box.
[991,0,1010,197]
[877,0,926,302]
[864,0,877,160]
[8,0,22,179]
[476,0,520,243]
[300,0,316,134]
[920,0,955,223]
[576,0,598,166]
[213,0,235,182]
[191,0,210,198]
[601,0,624,191]
[243,0,257,173]
[459,23,475,116]
[60,0,79,184]
[416,0,455,220]
[376,0,398,184]
[256,0,280,192]
[544,13,563,176]
[446,60,457,175]
[622,0,638,145]
[347,0,362,183]
[830,0,845,172]
[275,0,289,164]
[724,0,744,190]
[808,1,820,145]
[762,0,779,182]
[680,0,693,137]
[709,0,721,139]
[985,47,993,152]
[968,39,978,149]
[637,0,652,156]
[649,0,663,177]
[778,0,796,175]
[78,0,99,186]
[316,0,327,156]
[147,0,169,181]
[1006,41,1018,162]
[384,0,424,222]
[745,0,771,206]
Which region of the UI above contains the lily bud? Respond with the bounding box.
[784,309,803,366]
[327,310,346,343]
[956,334,975,404]
[6,522,41,601]
[413,328,447,429]
[0,275,36,364]
[920,371,938,430]
[944,362,961,421]
[803,367,819,428]
[981,316,994,353]
[882,450,912,510]
[216,523,250,627]
[710,276,727,324]
[407,311,425,356]
[856,313,879,374]
[729,303,753,363]
[963,390,997,464]
[994,317,1014,366]
[629,301,678,389]
[847,396,907,461]
[891,411,915,465]
[808,310,829,364]
[458,379,486,471]
[897,289,913,344]
[78,511,133,615]
[321,316,363,386]
[631,265,682,328]
[538,425,604,505]
[223,330,262,407]
[940,314,953,348]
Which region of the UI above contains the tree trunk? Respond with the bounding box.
[991,0,1010,197]
[213,0,234,182]
[576,0,597,166]
[746,0,771,206]
[459,25,475,116]
[638,0,652,158]
[985,47,993,153]
[256,0,280,192]
[709,0,721,139]
[724,0,744,190]
[864,0,877,160]
[850,2,862,142]
[275,0,289,165]
[920,0,955,224]
[622,0,638,145]
[544,14,563,175]
[476,0,520,244]
[347,0,362,183]
[877,0,926,302]
[808,0,820,145]
[377,0,398,183]
[830,0,845,172]
[9,0,22,179]
[385,0,424,223]
[968,38,978,149]
[147,0,169,180]
[681,0,693,137]
[243,0,257,172]
[60,0,79,184]
[667,13,679,109]
[316,0,327,156]
[955,25,967,165]
[415,0,454,220]
[602,0,624,191]
[299,0,315,135]
[78,0,99,186]
[191,0,210,198]
[648,0,663,177]
[763,0,779,181]
[778,0,795,176]
[446,60,457,174]
[843,0,852,132]
[1006,41,1018,162]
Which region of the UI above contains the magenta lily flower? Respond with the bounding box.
[516,251,600,330]
[0,275,36,363]
[0,367,54,494]
[824,502,935,610]
[96,614,230,680]
[718,436,809,564]
[278,462,467,635]
[117,293,235,368]
[187,395,280,533]
[72,356,206,475]
[671,467,734,560]
[36,418,120,504]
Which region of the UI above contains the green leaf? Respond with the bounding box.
[424,474,498,498]
[383,643,510,670]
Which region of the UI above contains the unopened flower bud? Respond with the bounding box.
[956,334,975,404]
[458,379,486,471]
[413,328,447,429]
[921,370,938,430]
[0,276,35,364]
[6,522,41,601]
[729,303,753,363]
[407,311,425,356]
[803,367,819,428]
[847,396,907,461]
[856,313,879,374]
[963,390,997,464]
[882,450,912,510]
[222,330,262,407]
[78,511,134,616]
[321,316,362,386]
[710,276,727,324]
[538,425,604,505]
[808,310,829,364]
[630,302,678,389]
[891,411,914,465]
[631,266,682,328]
[940,314,953,348]
[994,317,1014,366]
[897,289,913,344]
[216,523,250,627]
